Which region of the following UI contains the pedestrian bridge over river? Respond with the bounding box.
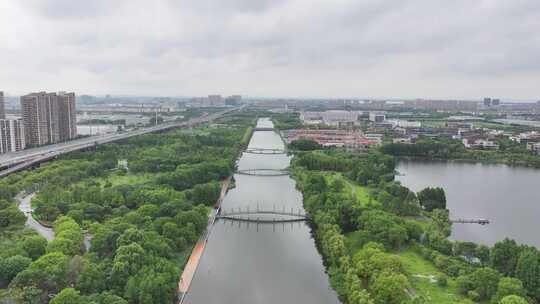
[236,168,290,176]
[252,127,275,131]
[216,207,310,223]
[244,147,287,155]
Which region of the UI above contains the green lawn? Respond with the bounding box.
[95,172,154,187]
[324,172,380,207]
[399,249,467,304]
[350,183,380,207]
[419,120,446,128]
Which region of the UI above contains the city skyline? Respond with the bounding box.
[1,1,539,100]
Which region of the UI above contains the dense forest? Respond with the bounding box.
[291,149,540,304]
[0,112,254,304]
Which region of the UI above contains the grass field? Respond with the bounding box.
[95,172,154,187]
[324,172,380,207]
[399,249,467,304]
[418,120,446,128]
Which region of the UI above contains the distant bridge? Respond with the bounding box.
[236,168,290,176]
[451,218,490,225]
[216,207,310,223]
[253,127,275,131]
[244,147,287,155]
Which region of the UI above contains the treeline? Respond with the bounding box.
[383,137,540,168]
[0,121,249,303]
[293,149,537,304]
[270,112,303,130]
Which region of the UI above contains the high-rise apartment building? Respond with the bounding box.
[0,119,25,154]
[58,92,77,141]
[0,91,5,119]
[20,91,77,147]
[21,92,51,147]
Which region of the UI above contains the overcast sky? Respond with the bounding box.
[1,0,539,100]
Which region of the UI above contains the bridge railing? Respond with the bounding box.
[236,168,290,176]
[219,205,309,219]
[244,147,287,155]
[451,218,490,225]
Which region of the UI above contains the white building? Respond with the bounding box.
[300,110,360,127]
[369,112,386,123]
[387,119,421,128]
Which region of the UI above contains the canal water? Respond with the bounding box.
[183,118,339,304]
[397,159,540,248]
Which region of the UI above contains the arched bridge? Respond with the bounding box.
[236,168,290,176]
[244,147,287,155]
[216,207,310,223]
[451,218,490,225]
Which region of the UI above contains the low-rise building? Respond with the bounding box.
[393,137,412,144]
[386,119,422,128]
[300,110,360,127]
[284,129,380,150]
[527,142,540,155]
[369,112,386,123]
[512,131,540,144]
[462,137,499,150]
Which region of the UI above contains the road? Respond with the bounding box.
[0,107,238,177]
[15,192,55,241]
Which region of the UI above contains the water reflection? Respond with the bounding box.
[397,159,540,247]
[215,219,308,232]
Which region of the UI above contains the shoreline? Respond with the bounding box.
[176,176,232,303]
[395,155,540,169]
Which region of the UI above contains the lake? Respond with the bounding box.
[397,159,540,248]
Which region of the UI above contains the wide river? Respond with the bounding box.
[397,159,540,248]
[184,118,339,304]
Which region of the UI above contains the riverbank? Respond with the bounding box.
[396,155,540,169]
[177,176,232,303]
[383,139,540,169]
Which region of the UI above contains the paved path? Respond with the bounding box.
[15,192,55,241]
[177,177,231,303]
[16,192,94,251]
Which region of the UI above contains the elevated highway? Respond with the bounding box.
[0,107,238,178]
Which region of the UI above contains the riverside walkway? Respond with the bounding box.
[177,177,232,303]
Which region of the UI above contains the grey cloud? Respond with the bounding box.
[1,0,539,99]
[19,0,128,19]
